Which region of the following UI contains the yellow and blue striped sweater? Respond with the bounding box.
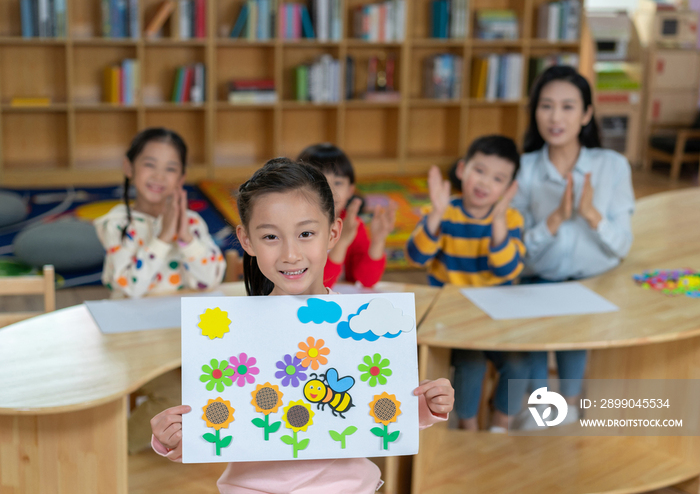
[406,197,526,287]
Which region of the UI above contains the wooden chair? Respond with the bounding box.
[0,265,55,328]
[645,123,700,181]
[224,250,244,282]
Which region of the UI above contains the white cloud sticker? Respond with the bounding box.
[348,298,415,339]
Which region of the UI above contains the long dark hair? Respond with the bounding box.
[121,128,187,240]
[237,157,335,296]
[523,65,601,153]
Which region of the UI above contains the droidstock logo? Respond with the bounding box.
[528,387,568,427]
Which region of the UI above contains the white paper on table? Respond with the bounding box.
[181,293,419,463]
[85,291,224,334]
[460,282,619,320]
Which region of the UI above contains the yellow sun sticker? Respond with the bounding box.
[198,308,231,340]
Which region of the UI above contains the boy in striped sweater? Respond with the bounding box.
[406,135,530,431]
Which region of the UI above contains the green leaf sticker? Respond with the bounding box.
[203,433,217,443]
[280,435,294,445]
[269,421,281,433]
[297,438,310,451]
[329,430,342,441]
[370,427,384,437]
[388,430,400,442]
[220,435,233,448]
[343,426,358,436]
[252,418,266,428]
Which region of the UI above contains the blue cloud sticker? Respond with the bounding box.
[336,299,413,342]
[297,298,343,324]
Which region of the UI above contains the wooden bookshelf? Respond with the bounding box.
[0,0,586,187]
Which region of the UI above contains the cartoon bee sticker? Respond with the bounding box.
[303,368,355,418]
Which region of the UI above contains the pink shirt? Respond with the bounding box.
[152,395,445,493]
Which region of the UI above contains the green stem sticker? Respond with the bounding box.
[252,413,282,441]
[202,428,233,456]
[328,426,358,449]
[280,430,310,458]
[370,424,400,450]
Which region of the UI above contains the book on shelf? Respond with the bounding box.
[537,0,580,42]
[176,0,207,39]
[345,56,355,99]
[295,55,341,103]
[144,0,176,38]
[98,0,139,38]
[430,0,467,39]
[20,0,66,38]
[10,97,52,107]
[352,0,405,42]
[423,54,463,100]
[278,2,313,40]
[228,79,277,104]
[230,0,277,40]
[476,9,519,40]
[170,64,206,103]
[527,53,579,90]
[470,54,522,101]
[103,59,139,105]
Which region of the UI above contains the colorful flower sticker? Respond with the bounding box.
[251,382,284,441]
[226,352,260,387]
[358,353,393,387]
[198,307,231,340]
[275,354,307,387]
[296,337,330,370]
[369,392,402,450]
[200,359,235,392]
[202,398,235,456]
[280,400,314,458]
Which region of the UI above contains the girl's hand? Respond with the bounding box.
[547,173,573,235]
[578,173,602,229]
[159,193,180,243]
[426,166,451,236]
[177,188,193,244]
[151,405,191,455]
[413,378,454,416]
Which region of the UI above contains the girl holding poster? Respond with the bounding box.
[150,158,454,493]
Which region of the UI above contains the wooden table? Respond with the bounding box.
[0,281,439,494]
[414,189,700,494]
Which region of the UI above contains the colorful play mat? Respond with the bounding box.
[633,269,700,298]
[199,176,432,270]
[0,185,236,288]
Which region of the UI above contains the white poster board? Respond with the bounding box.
[181,293,419,463]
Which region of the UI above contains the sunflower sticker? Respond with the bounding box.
[251,382,284,441]
[201,397,235,456]
[369,392,401,450]
[280,400,314,458]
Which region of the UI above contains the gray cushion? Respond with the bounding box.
[13,219,105,271]
[0,191,27,227]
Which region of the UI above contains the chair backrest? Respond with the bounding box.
[224,250,244,282]
[0,265,55,328]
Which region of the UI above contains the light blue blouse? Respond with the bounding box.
[511,144,635,281]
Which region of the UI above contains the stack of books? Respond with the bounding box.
[429,0,467,39]
[470,54,523,101]
[176,0,207,38]
[475,9,518,39]
[100,0,139,38]
[20,0,67,38]
[310,0,342,41]
[171,64,206,104]
[527,54,579,89]
[295,55,341,103]
[228,79,277,104]
[536,0,580,41]
[103,59,139,105]
[352,0,406,42]
[230,0,277,40]
[423,54,463,99]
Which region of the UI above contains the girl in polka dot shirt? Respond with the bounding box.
[95,128,225,299]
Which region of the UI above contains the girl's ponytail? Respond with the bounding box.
[237,157,335,296]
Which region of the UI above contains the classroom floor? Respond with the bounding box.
[2,166,698,494]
